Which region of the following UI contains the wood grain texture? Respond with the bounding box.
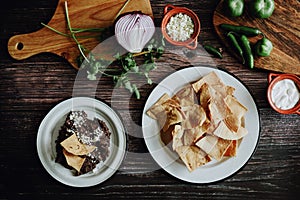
[0,0,300,199]
[213,0,300,75]
[7,0,153,69]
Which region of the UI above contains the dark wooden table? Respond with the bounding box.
[0,0,299,199]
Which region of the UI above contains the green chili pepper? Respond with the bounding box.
[225,0,244,17]
[251,0,275,19]
[239,35,254,69]
[227,32,245,64]
[220,24,262,36]
[254,37,273,57]
[204,45,223,59]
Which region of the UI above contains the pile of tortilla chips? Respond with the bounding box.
[60,134,96,172]
[147,71,248,172]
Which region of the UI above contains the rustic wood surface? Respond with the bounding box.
[0,0,299,199]
[213,0,300,75]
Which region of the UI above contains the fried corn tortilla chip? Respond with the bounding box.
[147,95,185,132]
[148,71,248,172]
[172,125,184,151]
[224,95,248,132]
[192,72,235,97]
[209,137,232,161]
[213,120,248,140]
[175,145,210,172]
[163,106,185,132]
[172,85,196,107]
[62,149,85,172]
[182,104,207,129]
[196,134,233,160]
[146,93,171,119]
[195,134,218,154]
[60,134,96,155]
[223,140,238,157]
[199,83,211,111]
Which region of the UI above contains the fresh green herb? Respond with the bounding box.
[42,1,164,99]
[80,38,165,99]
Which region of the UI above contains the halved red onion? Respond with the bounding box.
[115,13,155,53]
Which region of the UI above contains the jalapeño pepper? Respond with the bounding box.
[251,0,275,19]
[220,24,262,36]
[224,0,244,17]
[227,32,245,64]
[204,45,223,59]
[254,37,273,57]
[239,35,254,69]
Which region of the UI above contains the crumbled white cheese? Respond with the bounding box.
[166,13,194,42]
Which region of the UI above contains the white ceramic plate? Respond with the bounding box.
[142,67,260,183]
[37,97,126,187]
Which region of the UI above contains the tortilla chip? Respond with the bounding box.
[163,106,185,132]
[195,134,218,154]
[172,125,184,151]
[224,95,248,132]
[172,85,196,107]
[63,149,85,172]
[182,130,194,146]
[208,137,232,160]
[146,93,171,119]
[225,95,247,115]
[199,83,211,111]
[182,104,207,129]
[192,72,234,97]
[223,140,237,157]
[60,134,96,156]
[194,125,209,142]
[192,71,219,93]
[213,121,248,140]
[60,134,89,155]
[147,95,184,132]
[175,145,209,172]
[226,86,235,96]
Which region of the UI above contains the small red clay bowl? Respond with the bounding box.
[161,4,200,49]
[267,73,300,115]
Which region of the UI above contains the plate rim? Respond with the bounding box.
[142,66,261,183]
[36,96,127,187]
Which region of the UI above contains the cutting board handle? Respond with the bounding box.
[7,27,66,60]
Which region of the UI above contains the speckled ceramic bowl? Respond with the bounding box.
[267,73,300,115]
[161,4,200,49]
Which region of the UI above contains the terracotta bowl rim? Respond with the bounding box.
[161,5,201,49]
[267,73,300,114]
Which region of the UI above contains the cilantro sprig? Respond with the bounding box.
[80,38,165,99]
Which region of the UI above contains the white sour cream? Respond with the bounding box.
[271,79,300,110]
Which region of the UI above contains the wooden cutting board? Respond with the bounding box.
[213,0,300,75]
[7,0,153,69]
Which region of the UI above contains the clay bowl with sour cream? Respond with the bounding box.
[161,4,200,49]
[267,73,300,115]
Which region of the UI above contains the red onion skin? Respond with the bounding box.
[115,13,155,53]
